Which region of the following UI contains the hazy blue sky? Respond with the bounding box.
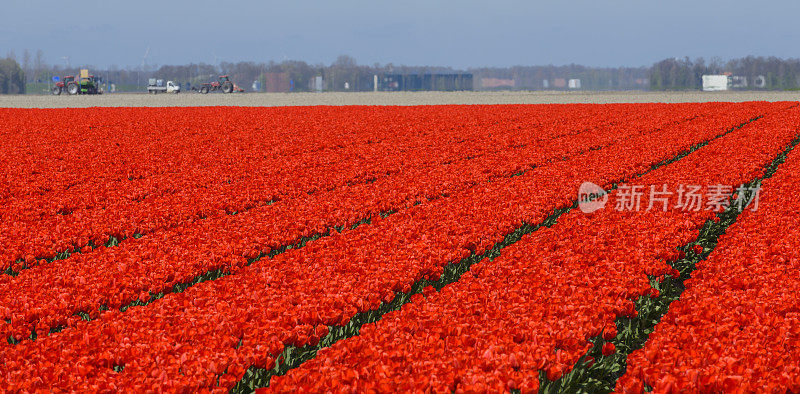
[3,0,798,69]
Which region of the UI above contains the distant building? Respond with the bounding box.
[381,73,473,91]
[730,76,748,88]
[553,78,567,88]
[568,79,581,89]
[480,77,515,89]
[262,72,291,92]
[311,76,324,92]
[702,75,729,91]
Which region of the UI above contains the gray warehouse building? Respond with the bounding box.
[381,73,473,91]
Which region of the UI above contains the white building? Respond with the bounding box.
[702,75,729,91]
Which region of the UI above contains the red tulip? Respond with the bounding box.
[602,343,616,357]
[602,324,618,341]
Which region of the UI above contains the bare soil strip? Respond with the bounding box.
[1,90,799,108]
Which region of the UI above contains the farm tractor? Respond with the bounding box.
[193,75,244,94]
[52,70,102,95]
[51,76,77,95]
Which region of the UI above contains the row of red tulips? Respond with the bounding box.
[0,104,718,343]
[617,124,800,392]
[1,106,484,201]
[267,105,800,392]
[0,104,773,391]
[0,104,688,273]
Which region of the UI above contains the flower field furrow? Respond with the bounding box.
[615,122,800,392]
[0,104,693,272]
[0,104,775,391]
[0,102,723,345]
[541,129,800,393]
[265,106,800,392]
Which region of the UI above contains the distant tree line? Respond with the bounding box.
[8,49,800,94]
[153,55,464,92]
[649,56,800,90]
[649,57,716,90]
[0,53,25,94]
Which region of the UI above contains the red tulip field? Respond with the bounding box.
[2,102,800,392]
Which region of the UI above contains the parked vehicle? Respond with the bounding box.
[147,79,181,94]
